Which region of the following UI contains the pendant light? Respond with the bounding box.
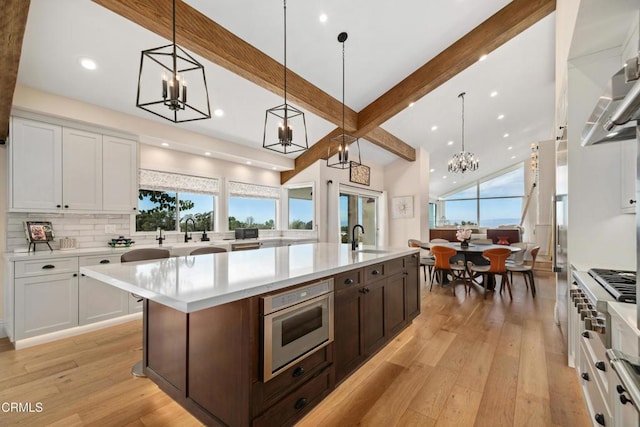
[263,0,308,154]
[327,32,361,169]
[136,0,211,123]
[448,92,479,173]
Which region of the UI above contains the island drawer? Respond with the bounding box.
[79,254,122,267]
[252,366,334,427]
[334,269,362,291]
[253,344,332,414]
[15,257,79,279]
[364,258,403,283]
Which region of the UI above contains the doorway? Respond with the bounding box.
[339,192,377,246]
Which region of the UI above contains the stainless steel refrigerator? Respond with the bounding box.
[553,136,568,329]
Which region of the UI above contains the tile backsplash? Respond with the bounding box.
[6,213,316,252]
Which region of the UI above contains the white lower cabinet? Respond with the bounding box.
[129,294,143,313]
[15,272,79,340]
[79,255,128,325]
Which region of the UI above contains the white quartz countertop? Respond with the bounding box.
[80,243,418,313]
[608,302,640,338]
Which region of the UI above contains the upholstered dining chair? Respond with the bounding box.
[408,239,434,284]
[121,248,170,377]
[506,242,527,265]
[430,245,467,295]
[469,247,512,299]
[190,246,227,255]
[507,246,540,297]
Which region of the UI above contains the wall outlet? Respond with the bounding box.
[105,224,117,234]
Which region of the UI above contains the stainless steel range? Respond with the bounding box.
[569,268,638,426]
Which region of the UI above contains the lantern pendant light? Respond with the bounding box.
[263,0,308,154]
[327,32,361,169]
[136,0,211,123]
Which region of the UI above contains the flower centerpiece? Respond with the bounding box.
[456,227,472,248]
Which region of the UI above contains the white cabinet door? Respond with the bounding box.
[79,255,128,325]
[15,272,78,339]
[62,128,103,211]
[620,140,637,214]
[129,294,143,314]
[103,136,137,212]
[10,117,63,210]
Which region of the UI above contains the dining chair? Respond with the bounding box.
[121,248,171,377]
[507,246,540,297]
[506,242,527,265]
[190,246,227,255]
[430,245,467,294]
[469,247,512,299]
[408,239,434,283]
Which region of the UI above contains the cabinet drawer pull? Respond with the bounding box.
[595,361,606,371]
[620,394,633,405]
[81,273,85,277]
[581,331,590,339]
[371,269,380,275]
[630,199,637,205]
[56,204,61,208]
[581,372,590,381]
[292,366,305,377]
[294,398,308,411]
[594,413,605,426]
[42,265,55,270]
[99,259,111,264]
[64,205,69,209]
[344,278,354,285]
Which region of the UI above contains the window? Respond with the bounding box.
[440,164,524,227]
[228,181,280,230]
[287,186,313,230]
[136,170,219,233]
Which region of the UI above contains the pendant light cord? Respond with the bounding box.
[172,0,177,78]
[341,39,345,140]
[459,92,465,152]
[283,0,287,109]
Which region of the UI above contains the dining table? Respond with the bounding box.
[420,241,522,290]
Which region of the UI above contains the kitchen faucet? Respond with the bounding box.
[184,217,196,243]
[351,224,364,251]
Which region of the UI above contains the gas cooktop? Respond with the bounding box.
[588,268,636,303]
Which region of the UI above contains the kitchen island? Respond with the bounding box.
[80,243,420,427]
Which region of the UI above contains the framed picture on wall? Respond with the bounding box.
[391,196,414,219]
[349,162,370,186]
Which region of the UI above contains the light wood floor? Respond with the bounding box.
[0,271,588,426]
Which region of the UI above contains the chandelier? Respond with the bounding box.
[263,0,308,154]
[327,32,361,169]
[448,92,479,173]
[136,0,211,123]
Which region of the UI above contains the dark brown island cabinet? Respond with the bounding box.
[143,253,420,427]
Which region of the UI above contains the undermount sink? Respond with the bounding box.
[353,249,391,254]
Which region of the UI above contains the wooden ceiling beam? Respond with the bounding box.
[92,0,359,132]
[0,0,30,143]
[357,0,556,135]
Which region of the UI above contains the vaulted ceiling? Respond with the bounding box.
[3,0,557,197]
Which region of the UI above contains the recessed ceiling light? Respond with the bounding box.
[447,140,454,146]
[479,54,488,62]
[319,13,328,23]
[204,152,211,156]
[507,146,513,150]
[409,102,415,108]
[453,181,457,184]
[246,161,252,165]
[272,166,278,170]
[431,125,438,131]
[490,91,498,97]
[442,176,447,179]
[213,109,224,117]
[503,133,509,138]
[79,58,97,70]
[511,155,516,159]
[161,142,169,147]
[497,114,505,120]
[430,168,435,173]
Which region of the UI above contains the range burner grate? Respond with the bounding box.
[588,268,636,303]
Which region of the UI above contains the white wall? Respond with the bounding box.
[567,49,636,269]
[384,147,429,247]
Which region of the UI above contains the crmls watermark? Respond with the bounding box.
[1,402,44,413]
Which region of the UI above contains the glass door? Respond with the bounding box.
[339,192,377,246]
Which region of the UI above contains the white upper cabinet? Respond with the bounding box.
[62,127,103,211]
[9,116,137,213]
[620,140,637,214]
[10,117,63,210]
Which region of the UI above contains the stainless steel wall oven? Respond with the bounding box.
[261,279,334,382]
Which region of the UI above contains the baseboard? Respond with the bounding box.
[0,320,6,339]
[13,312,142,350]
